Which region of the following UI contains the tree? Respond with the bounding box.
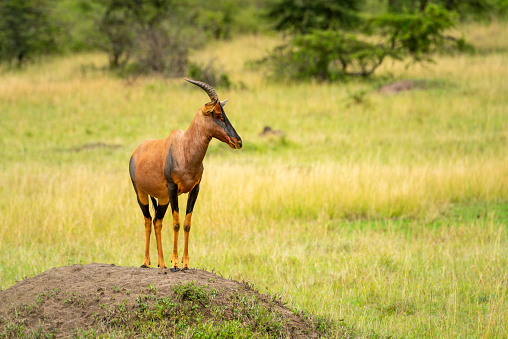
[388,0,498,19]
[99,1,136,68]
[262,1,465,81]
[265,0,363,34]
[0,0,58,66]
[98,0,205,75]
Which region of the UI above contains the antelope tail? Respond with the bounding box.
[150,196,158,214]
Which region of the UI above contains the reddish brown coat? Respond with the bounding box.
[130,81,242,271]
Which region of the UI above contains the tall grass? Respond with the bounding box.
[1,21,508,338]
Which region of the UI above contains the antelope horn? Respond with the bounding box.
[185,78,218,102]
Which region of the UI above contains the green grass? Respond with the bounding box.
[1,22,508,337]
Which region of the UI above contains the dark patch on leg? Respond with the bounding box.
[138,200,151,219]
[184,224,191,232]
[167,180,179,214]
[156,203,169,221]
[186,183,200,215]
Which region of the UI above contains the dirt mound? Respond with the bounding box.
[0,264,341,338]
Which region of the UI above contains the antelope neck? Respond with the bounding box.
[179,115,211,167]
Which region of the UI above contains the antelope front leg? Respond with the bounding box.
[171,211,180,271]
[182,213,192,269]
[183,183,200,270]
[167,181,180,272]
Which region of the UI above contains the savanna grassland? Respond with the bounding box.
[1,21,507,338]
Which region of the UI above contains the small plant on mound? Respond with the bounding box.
[173,280,213,304]
[189,320,252,338]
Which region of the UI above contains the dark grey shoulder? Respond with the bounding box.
[129,155,136,182]
[164,145,177,183]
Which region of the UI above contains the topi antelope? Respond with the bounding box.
[129,79,242,271]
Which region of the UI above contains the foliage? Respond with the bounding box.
[265,0,364,34]
[265,30,389,81]
[387,0,506,20]
[97,0,245,76]
[98,1,134,68]
[262,4,463,81]
[185,0,236,40]
[49,0,107,52]
[98,0,199,75]
[0,0,58,66]
[188,59,232,88]
[367,4,464,61]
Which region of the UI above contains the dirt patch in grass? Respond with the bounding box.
[0,263,346,338]
[378,80,426,94]
[69,142,122,152]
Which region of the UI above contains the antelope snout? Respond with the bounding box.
[229,137,242,149]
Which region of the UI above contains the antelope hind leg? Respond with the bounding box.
[134,188,152,268]
[154,201,169,269]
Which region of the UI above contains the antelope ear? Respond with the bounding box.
[220,99,228,107]
[203,100,218,114]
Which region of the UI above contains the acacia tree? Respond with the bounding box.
[262,0,465,81]
[0,0,57,66]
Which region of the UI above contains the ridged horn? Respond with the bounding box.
[185,78,218,102]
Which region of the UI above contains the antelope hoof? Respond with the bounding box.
[170,267,180,272]
[141,264,150,268]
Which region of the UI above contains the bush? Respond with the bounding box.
[261,4,465,81]
[265,0,364,33]
[188,59,232,88]
[366,4,462,61]
[265,30,392,81]
[98,0,254,76]
[0,0,58,66]
[99,0,203,76]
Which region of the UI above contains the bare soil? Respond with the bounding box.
[378,80,426,94]
[0,264,340,338]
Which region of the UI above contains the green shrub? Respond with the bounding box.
[0,0,58,66]
[262,4,465,81]
[265,0,364,33]
[188,60,232,88]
